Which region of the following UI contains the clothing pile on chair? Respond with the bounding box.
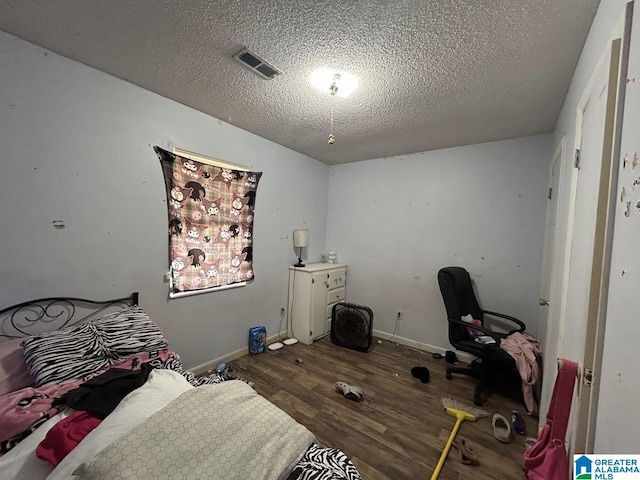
[499,333,542,415]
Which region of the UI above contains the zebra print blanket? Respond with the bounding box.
[288,444,362,480]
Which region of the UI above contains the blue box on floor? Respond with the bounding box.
[249,325,267,354]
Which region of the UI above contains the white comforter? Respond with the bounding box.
[0,369,312,480]
[74,380,314,480]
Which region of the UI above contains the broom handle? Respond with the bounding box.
[430,416,464,480]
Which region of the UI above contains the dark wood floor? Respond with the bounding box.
[231,336,536,480]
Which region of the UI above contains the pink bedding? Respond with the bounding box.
[0,380,80,454]
[0,350,176,455]
[0,338,34,396]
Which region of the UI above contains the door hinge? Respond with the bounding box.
[583,367,593,386]
[311,278,314,284]
[548,187,553,200]
[574,149,581,169]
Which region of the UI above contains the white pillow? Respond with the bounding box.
[46,369,193,480]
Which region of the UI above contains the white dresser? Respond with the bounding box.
[288,263,347,345]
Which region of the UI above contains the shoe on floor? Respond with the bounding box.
[410,366,430,383]
[492,413,512,443]
[452,437,479,466]
[335,381,364,402]
[511,410,526,435]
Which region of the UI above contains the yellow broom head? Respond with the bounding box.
[441,397,489,422]
[445,407,478,422]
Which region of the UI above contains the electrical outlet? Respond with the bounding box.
[397,311,403,321]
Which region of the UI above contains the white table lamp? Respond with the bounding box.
[293,229,309,267]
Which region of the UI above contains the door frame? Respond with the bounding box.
[574,2,632,452]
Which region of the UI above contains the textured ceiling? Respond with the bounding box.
[0,1,600,165]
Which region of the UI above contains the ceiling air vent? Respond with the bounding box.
[232,48,282,80]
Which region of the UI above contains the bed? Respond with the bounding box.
[0,293,361,480]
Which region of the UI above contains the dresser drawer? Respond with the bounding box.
[327,270,346,289]
[327,287,346,306]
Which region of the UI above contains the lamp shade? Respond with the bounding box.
[293,229,309,248]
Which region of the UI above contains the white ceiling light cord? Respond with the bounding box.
[328,74,339,145]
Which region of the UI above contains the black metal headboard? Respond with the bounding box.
[0,292,139,340]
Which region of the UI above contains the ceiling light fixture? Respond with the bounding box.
[310,68,359,146]
[310,68,359,98]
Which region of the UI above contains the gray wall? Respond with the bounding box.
[0,31,330,369]
[327,135,553,349]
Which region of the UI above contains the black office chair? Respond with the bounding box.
[437,266,526,406]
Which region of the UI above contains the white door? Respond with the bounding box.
[538,140,564,350]
[562,47,612,362]
[537,139,564,419]
[538,61,609,431]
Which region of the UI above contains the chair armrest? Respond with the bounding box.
[447,318,503,341]
[482,310,526,334]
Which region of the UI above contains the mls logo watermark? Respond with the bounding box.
[574,455,640,479]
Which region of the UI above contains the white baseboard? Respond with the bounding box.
[191,329,475,375]
[371,329,475,364]
[191,331,287,375]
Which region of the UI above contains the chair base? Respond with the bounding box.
[445,362,485,405]
[446,360,522,407]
